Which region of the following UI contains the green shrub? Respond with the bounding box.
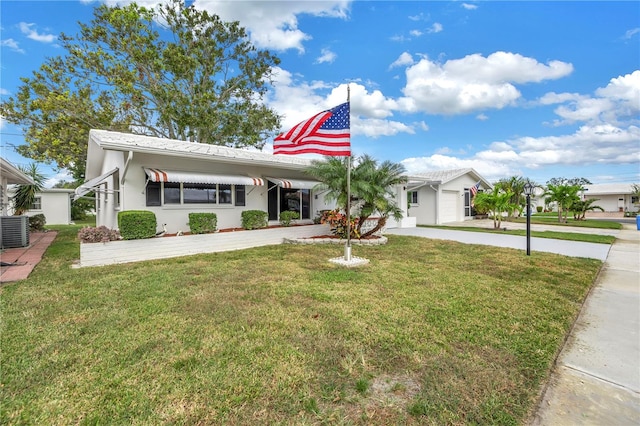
[536,206,543,213]
[118,210,156,240]
[188,213,217,234]
[241,210,268,230]
[29,214,46,231]
[279,211,299,227]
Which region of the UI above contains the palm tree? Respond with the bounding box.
[473,187,512,229]
[495,176,526,219]
[12,163,45,215]
[351,155,407,237]
[543,184,580,223]
[305,155,407,238]
[571,198,604,220]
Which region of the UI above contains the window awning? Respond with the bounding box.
[74,167,118,201]
[144,168,264,186]
[266,177,320,190]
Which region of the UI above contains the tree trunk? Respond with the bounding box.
[361,217,387,238]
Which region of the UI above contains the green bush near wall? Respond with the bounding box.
[241,210,268,230]
[279,211,299,227]
[118,210,157,240]
[188,213,217,234]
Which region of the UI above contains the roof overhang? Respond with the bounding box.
[1,158,35,185]
[144,168,265,186]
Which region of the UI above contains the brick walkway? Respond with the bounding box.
[0,231,57,283]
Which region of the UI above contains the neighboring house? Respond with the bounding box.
[7,188,74,225]
[1,157,35,216]
[76,130,417,234]
[404,168,493,225]
[582,183,640,213]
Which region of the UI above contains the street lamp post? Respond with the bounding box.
[524,182,534,256]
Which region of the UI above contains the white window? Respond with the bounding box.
[30,197,42,210]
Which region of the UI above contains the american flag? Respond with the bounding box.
[273,102,350,156]
[470,180,481,206]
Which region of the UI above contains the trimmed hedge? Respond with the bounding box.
[188,213,217,234]
[279,211,299,227]
[118,210,157,240]
[241,210,268,230]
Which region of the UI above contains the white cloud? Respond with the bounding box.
[44,170,74,189]
[389,52,414,69]
[1,38,25,53]
[476,113,489,121]
[428,23,443,33]
[18,22,56,43]
[623,28,639,40]
[0,88,10,95]
[267,69,414,138]
[315,48,337,64]
[461,3,478,11]
[545,70,640,126]
[193,0,351,52]
[399,51,573,115]
[409,29,423,37]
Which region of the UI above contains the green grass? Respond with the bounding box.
[1,224,603,424]
[423,225,616,244]
[516,214,622,229]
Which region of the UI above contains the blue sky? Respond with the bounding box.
[1,0,639,187]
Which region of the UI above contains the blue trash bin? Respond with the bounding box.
[636,215,640,230]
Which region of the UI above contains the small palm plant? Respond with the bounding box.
[12,163,45,215]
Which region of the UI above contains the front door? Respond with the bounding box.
[268,182,311,221]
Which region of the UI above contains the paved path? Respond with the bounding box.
[531,224,640,425]
[0,231,57,283]
[385,223,611,260]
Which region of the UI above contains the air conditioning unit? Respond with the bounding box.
[1,216,30,249]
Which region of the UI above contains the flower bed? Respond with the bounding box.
[79,224,329,267]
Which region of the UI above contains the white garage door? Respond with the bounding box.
[440,191,459,223]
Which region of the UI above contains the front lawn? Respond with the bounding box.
[423,225,616,244]
[1,224,602,424]
[514,214,622,229]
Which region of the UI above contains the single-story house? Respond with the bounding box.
[77,130,416,234]
[404,168,493,225]
[582,183,639,213]
[6,188,75,225]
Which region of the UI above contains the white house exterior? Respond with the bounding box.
[582,183,639,213]
[77,130,418,234]
[19,189,74,225]
[404,168,492,225]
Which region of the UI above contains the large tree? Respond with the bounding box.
[0,0,281,179]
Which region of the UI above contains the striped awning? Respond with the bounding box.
[144,168,264,186]
[266,177,320,190]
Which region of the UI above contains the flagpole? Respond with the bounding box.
[345,85,352,261]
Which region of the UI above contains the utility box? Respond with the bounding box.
[0,216,30,249]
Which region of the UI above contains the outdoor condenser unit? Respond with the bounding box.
[0,216,30,249]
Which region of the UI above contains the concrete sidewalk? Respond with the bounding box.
[531,224,640,425]
[385,224,611,260]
